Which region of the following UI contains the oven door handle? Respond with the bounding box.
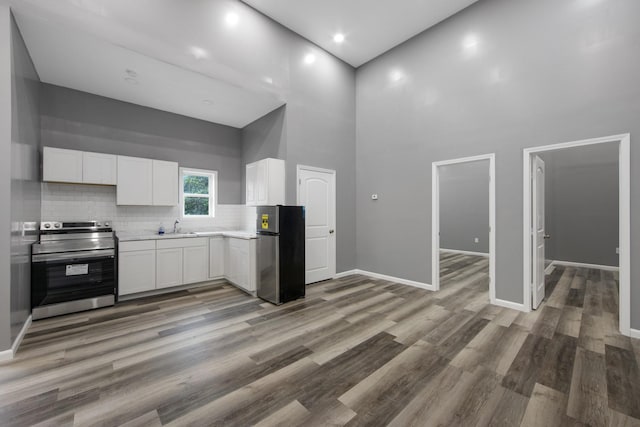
[32,249,115,263]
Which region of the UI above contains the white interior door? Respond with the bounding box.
[298,166,336,284]
[532,155,546,309]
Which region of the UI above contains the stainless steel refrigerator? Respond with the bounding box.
[256,205,305,305]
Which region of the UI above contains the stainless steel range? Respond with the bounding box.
[31,221,117,320]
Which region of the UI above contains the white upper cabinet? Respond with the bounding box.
[117,155,153,205]
[82,152,117,185]
[43,147,83,183]
[245,158,285,206]
[152,160,178,206]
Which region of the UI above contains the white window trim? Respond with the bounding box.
[179,167,218,219]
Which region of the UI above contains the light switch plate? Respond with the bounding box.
[474,237,479,243]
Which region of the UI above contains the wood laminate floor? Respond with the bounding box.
[439,251,489,290]
[1,262,639,426]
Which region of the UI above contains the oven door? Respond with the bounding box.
[31,250,115,308]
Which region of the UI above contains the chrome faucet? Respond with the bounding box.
[173,219,180,234]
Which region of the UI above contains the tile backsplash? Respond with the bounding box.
[42,183,255,233]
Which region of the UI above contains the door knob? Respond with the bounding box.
[329,229,335,234]
[544,234,551,239]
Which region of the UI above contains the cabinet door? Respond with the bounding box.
[227,238,249,290]
[209,237,225,279]
[246,162,258,206]
[43,147,83,183]
[255,160,268,205]
[156,248,183,289]
[183,245,208,284]
[117,156,153,205]
[83,152,116,185]
[153,160,178,206]
[266,158,285,205]
[119,250,156,296]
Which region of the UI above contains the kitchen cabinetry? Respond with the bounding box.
[208,236,225,279]
[43,147,117,185]
[118,241,156,296]
[82,152,117,185]
[152,160,178,206]
[118,235,256,298]
[183,244,208,284]
[43,147,84,183]
[117,156,153,205]
[225,237,256,293]
[156,248,183,289]
[117,156,179,206]
[245,158,285,206]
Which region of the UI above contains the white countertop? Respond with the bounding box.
[117,230,257,242]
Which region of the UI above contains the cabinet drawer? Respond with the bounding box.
[156,237,207,249]
[119,240,156,252]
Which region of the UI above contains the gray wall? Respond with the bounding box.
[541,144,619,267]
[355,0,640,328]
[0,6,12,351]
[439,160,489,253]
[40,84,243,204]
[10,14,40,344]
[238,22,357,273]
[241,105,287,204]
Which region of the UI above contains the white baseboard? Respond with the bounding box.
[343,269,435,291]
[440,248,490,258]
[550,260,619,272]
[492,298,527,312]
[629,328,640,339]
[544,263,556,275]
[334,269,359,279]
[0,315,32,361]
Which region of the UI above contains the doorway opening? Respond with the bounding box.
[432,154,496,303]
[523,134,630,336]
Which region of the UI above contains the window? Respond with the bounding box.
[180,168,217,218]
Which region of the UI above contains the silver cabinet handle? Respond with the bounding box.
[544,234,551,239]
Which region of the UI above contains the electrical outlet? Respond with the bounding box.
[371,194,378,200]
[474,237,479,243]
[616,247,619,254]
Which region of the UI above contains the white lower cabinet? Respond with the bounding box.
[183,245,208,284]
[156,248,183,289]
[118,241,156,296]
[225,237,256,293]
[208,237,225,279]
[118,236,256,298]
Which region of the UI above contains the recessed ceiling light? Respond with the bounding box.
[189,46,208,60]
[333,33,345,44]
[304,53,316,65]
[462,34,479,51]
[125,69,137,78]
[389,69,405,83]
[124,77,139,85]
[202,99,213,105]
[225,12,239,27]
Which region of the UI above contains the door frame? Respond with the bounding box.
[296,164,337,281]
[431,153,496,303]
[522,133,631,336]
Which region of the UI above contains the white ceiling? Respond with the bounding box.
[14,12,285,128]
[5,0,479,127]
[241,0,480,67]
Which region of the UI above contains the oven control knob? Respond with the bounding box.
[104,222,110,227]
[54,223,61,228]
[44,223,51,229]
[96,222,102,227]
